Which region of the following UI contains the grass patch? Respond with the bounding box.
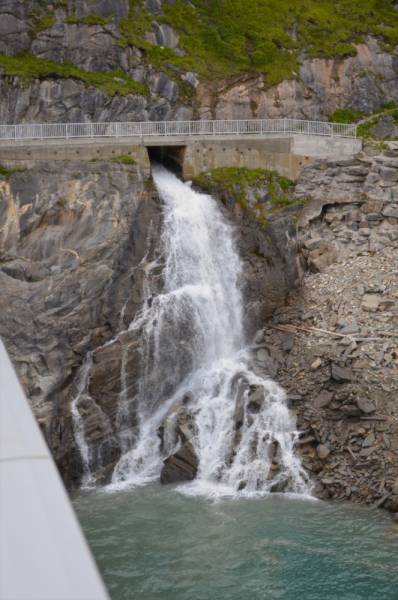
[329,109,363,124]
[63,14,114,27]
[110,155,137,165]
[0,52,149,98]
[117,0,398,90]
[0,165,25,180]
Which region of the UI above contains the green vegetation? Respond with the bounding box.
[329,109,363,124]
[117,0,398,89]
[110,155,137,164]
[0,165,25,180]
[63,14,114,27]
[192,167,299,224]
[0,52,148,97]
[32,13,56,34]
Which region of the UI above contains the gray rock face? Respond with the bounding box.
[0,160,162,488]
[150,72,179,102]
[0,77,172,125]
[31,23,127,74]
[145,21,179,48]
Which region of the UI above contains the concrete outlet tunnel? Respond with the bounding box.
[146,145,186,177]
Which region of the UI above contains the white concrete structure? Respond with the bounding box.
[0,338,109,600]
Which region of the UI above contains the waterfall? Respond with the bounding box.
[71,353,94,484]
[111,164,309,496]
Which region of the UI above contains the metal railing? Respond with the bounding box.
[0,118,357,141]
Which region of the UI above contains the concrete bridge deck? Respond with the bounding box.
[0,119,362,180]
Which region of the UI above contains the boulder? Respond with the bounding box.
[257,348,270,362]
[359,446,376,458]
[317,444,331,459]
[255,330,264,344]
[341,405,362,417]
[362,433,375,447]
[282,332,295,352]
[307,249,338,273]
[160,442,199,484]
[361,295,380,312]
[313,391,334,409]
[357,398,376,414]
[339,321,359,335]
[303,237,323,251]
[331,364,352,383]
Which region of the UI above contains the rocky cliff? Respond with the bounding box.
[1,1,398,127]
[0,160,303,487]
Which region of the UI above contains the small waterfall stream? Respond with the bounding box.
[109,164,309,496]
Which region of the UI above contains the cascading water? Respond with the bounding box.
[111,164,309,496]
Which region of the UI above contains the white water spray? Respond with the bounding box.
[111,165,309,496]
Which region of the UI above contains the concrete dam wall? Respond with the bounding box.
[0,134,362,180]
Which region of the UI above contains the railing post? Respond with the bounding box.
[66,123,69,139]
[283,119,286,134]
[189,121,191,136]
[14,125,17,140]
[164,121,167,137]
[40,124,43,140]
[307,121,310,136]
[140,122,142,137]
[91,122,94,138]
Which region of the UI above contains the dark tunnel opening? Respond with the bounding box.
[146,145,186,178]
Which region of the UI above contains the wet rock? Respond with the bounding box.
[255,330,264,344]
[257,348,270,362]
[233,380,249,426]
[160,442,199,484]
[177,424,195,442]
[247,388,265,413]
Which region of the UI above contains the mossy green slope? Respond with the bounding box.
[119,0,398,89]
[0,53,148,98]
[1,0,398,98]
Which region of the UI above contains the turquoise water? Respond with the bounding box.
[72,483,398,600]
